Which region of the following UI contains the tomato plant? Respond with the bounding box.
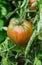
[0,0,42,65]
[7,18,33,45]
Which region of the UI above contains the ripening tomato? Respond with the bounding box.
[30,5,35,10]
[30,0,36,4]
[7,18,33,46]
[30,0,36,10]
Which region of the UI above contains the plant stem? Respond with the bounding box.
[24,30,39,65]
[6,8,19,19]
[24,4,42,64]
[24,59,29,65]
[19,0,29,22]
[25,30,38,58]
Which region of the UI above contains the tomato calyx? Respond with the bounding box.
[17,20,23,25]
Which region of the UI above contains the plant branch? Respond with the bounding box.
[25,30,38,58]
[6,7,19,19]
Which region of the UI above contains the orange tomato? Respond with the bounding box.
[7,18,33,46]
[30,5,35,10]
[30,0,36,10]
[30,0,36,4]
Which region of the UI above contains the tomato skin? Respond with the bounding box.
[7,18,33,46]
[30,0,36,10]
[30,5,35,10]
[30,0,36,4]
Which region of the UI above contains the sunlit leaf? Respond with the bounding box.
[33,57,42,65]
[1,7,7,16]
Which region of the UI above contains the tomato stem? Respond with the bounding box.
[19,0,29,23]
[6,7,20,19]
[25,30,38,57]
[24,4,42,65]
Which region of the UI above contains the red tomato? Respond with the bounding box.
[30,0,36,4]
[7,18,33,46]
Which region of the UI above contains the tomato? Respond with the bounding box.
[30,0,36,10]
[30,5,35,10]
[7,18,33,45]
[30,0,36,4]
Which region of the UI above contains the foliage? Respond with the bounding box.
[0,0,42,65]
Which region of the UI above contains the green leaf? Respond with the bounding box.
[33,57,42,65]
[0,30,7,43]
[0,20,4,29]
[37,54,42,59]
[1,7,7,16]
[1,57,10,65]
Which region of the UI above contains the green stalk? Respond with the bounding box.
[24,3,42,65]
[25,30,38,58]
[6,7,19,19]
[18,0,29,23]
